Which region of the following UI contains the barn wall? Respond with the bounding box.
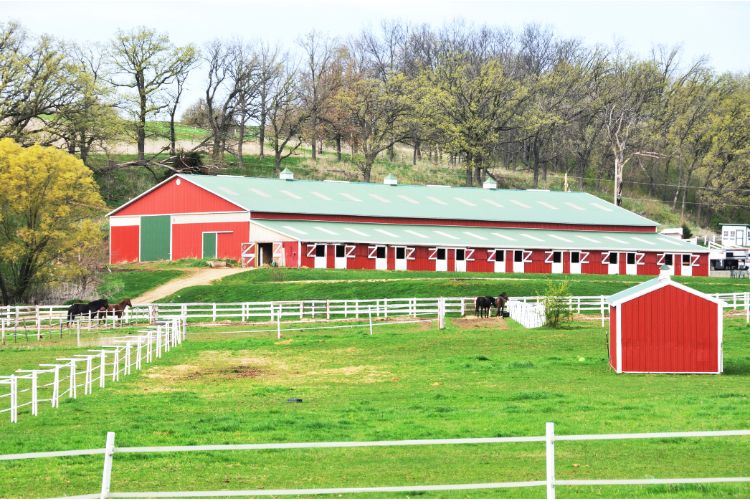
[620,285,719,373]
[526,250,551,274]
[694,254,709,276]
[116,178,245,216]
[639,252,660,275]
[410,246,434,271]
[171,222,249,261]
[110,226,139,263]
[468,248,494,273]
[251,212,656,233]
[582,251,608,274]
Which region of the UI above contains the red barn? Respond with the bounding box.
[608,269,724,374]
[107,171,710,277]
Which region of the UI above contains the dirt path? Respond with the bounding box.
[134,268,249,304]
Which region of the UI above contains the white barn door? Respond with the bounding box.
[395,247,414,271]
[455,249,466,272]
[308,244,327,269]
[546,251,563,274]
[513,250,531,273]
[569,251,586,274]
[489,249,506,273]
[369,245,387,270]
[334,244,347,269]
[603,252,619,274]
[430,248,448,272]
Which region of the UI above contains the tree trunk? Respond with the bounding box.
[465,154,473,186]
[258,110,266,159]
[138,88,147,162]
[310,114,318,161]
[412,139,420,166]
[238,121,245,167]
[387,144,395,162]
[169,110,177,155]
[613,151,624,206]
[274,149,282,173]
[335,134,342,161]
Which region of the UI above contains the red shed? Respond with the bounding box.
[608,268,724,374]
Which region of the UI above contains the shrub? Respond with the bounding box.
[542,281,573,328]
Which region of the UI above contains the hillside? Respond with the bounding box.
[92,122,711,235]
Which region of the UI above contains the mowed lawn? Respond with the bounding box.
[0,318,748,498]
[165,267,750,302]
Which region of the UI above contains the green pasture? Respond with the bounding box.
[98,269,184,302]
[164,267,750,303]
[0,317,748,498]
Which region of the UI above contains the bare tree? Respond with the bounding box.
[265,58,307,172]
[254,43,282,159]
[231,43,260,167]
[165,50,199,155]
[298,31,337,160]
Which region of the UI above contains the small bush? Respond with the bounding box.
[542,281,573,328]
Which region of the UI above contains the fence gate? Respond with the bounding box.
[241,243,256,268]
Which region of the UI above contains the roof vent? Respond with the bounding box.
[384,174,398,186]
[280,168,294,181]
[659,264,672,281]
[483,178,497,190]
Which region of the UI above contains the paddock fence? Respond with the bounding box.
[0,317,186,424]
[0,424,747,499]
[1,291,748,338]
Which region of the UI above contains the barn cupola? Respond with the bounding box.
[384,174,398,186]
[659,264,672,280]
[280,168,294,181]
[483,178,497,190]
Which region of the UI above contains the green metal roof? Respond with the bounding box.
[608,277,663,304]
[178,174,657,228]
[252,219,708,253]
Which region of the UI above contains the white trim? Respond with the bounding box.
[306,244,317,258]
[615,305,622,373]
[171,213,251,224]
[345,244,356,258]
[406,247,416,261]
[465,248,475,262]
[609,279,727,307]
[249,221,297,242]
[522,250,532,263]
[717,302,723,373]
[109,216,141,227]
[579,251,590,264]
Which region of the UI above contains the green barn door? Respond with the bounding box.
[202,233,217,259]
[140,215,171,261]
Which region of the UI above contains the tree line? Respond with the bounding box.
[1,20,749,225]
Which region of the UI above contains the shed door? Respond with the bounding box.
[140,215,171,261]
[202,233,217,259]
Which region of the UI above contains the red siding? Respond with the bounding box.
[468,248,494,273]
[619,285,719,373]
[116,178,245,216]
[111,226,139,263]
[525,250,551,274]
[171,222,249,261]
[639,252,660,276]
[694,254,709,276]
[582,251,608,275]
[609,306,617,371]
[283,241,299,267]
[410,246,434,271]
[251,212,656,233]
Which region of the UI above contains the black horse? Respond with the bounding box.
[67,299,109,324]
[495,292,509,317]
[475,296,496,318]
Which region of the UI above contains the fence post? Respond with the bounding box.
[99,352,106,388]
[69,359,77,399]
[31,371,38,416]
[76,320,81,347]
[438,298,445,330]
[546,421,555,500]
[9,375,17,423]
[276,306,282,340]
[212,303,217,322]
[326,300,330,320]
[52,365,60,408]
[745,292,749,325]
[600,296,605,327]
[368,306,373,336]
[85,357,93,395]
[100,431,116,500]
[460,298,465,317]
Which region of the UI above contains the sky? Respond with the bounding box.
[3,0,749,112]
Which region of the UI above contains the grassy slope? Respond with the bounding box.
[0,319,748,498]
[99,269,184,302]
[164,268,750,303]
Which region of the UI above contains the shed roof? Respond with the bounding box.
[608,277,725,306]
[252,219,708,253]
[168,174,657,228]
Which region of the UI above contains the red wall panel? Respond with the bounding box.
[582,251,608,275]
[116,178,245,216]
[251,212,656,233]
[171,222,249,261]
[694,254,709,276]
[467,248,494,273]
[524,250,551,274]
[326,244,335,269]
[639,252,660,276]
[111,226,139,263]
[283,242,299,267]
[409,246,434,271]
[619,285,718,373]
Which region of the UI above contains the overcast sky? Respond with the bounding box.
[3,0,748,114]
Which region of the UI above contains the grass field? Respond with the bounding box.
[0,317,748,498]
[164,267,750,303]
[99,269,184,302]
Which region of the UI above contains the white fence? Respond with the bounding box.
[1,291,748,338]
[0,424,746,499]
[507,300,546,328]
[0,317,186,424]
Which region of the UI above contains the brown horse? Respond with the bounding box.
[98,299,132,319]
[495,293,509,317]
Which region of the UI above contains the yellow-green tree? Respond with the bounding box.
[0,139,106,304]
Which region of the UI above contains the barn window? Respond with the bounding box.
[315,244,325,257]
[571,251,580,264]
[376,246,386,259]
[396,247,405,259]
[495,250,505,262]
[682,254,691,265]
[552,251,562,263]
[608,252,618,264]
[436,248,446,260]
[514,250,524,262]
[456,249,465,261]
[335,245,345,258]
[664,254,673,266]
[627,253,636,265]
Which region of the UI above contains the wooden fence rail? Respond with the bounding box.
[0,424,746,499]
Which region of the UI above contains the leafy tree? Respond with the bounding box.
[0,140,106,304]
[542,280,573,328]
[109,27,196,162]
